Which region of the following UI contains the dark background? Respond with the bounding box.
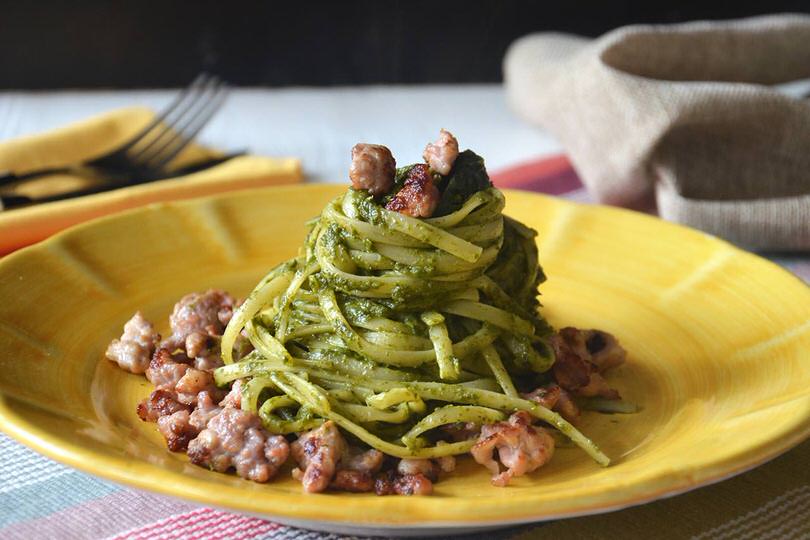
[1,1,807,89]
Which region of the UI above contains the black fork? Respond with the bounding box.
[0,73,229,186]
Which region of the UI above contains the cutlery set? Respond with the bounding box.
[0,73,236,210]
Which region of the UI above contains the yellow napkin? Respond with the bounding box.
[0,107,301,255]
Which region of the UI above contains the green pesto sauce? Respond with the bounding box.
[340,296,393,322]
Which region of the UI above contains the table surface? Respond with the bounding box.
[0,85,808,540]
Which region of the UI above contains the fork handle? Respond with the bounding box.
[0,167,75,186]
[0,150,245,187]
[0,193,31,209]
[0,186,102,209]
[0,151,246,210]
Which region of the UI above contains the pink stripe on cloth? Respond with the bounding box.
[109,508,211,540]
[0,490,196,540]
[110,506,279,540]
[490,154,583,195]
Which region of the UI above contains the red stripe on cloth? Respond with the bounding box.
[108,507,210,539]
[159,509,240,539]
[177,513,252,540]
[178,513,279,540]
[490,154,583,195]
[0,490,196,540]
[110,506,280,540]
[206,517,279,540]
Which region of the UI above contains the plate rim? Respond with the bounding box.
[1,183,809,529]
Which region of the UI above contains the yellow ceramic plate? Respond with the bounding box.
[1,184,809,536]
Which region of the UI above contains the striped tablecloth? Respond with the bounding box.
[1,155,808,540]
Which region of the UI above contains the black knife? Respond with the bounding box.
[0,151,246,210]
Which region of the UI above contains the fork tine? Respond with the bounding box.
[135,79,229,172]
[95,73,210,164]
[0,73,226,188]
[142,84,228,171]
[125,75,219,167]
[127,76,222,168]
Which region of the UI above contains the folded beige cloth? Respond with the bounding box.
[504,14,810,251]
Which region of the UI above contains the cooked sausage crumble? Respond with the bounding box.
[471,411,555,487]
[349,143,396,196]
[423,128,459,176]
[105,312,160,374]
[384,163,440,218]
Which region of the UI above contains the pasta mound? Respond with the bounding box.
[215,178,609,466]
